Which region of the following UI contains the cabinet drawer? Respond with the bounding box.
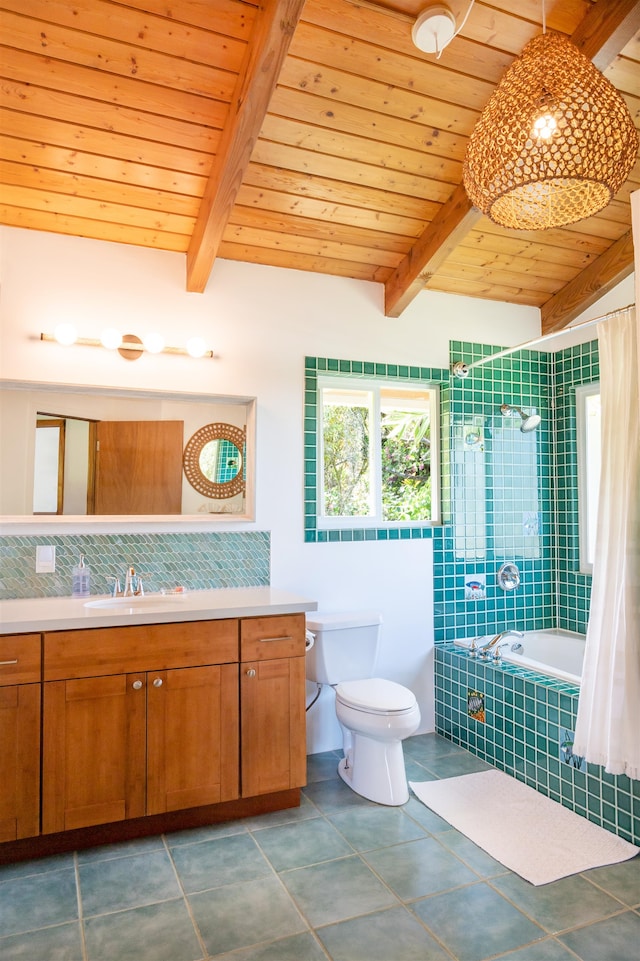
[44,619,239,680]
[0,634,41,686]
[240,614,305,661]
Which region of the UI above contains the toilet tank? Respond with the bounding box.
[305,611,382,685]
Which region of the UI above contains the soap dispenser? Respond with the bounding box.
[72,553,91,598]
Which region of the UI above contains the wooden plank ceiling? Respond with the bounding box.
[1,0,638,331]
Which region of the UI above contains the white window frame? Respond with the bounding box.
[576,381,600,574]
[317,374,440,529]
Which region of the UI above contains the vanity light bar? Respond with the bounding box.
[40,329,214,361]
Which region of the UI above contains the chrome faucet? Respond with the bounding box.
[106,576,122,597]
[478,629,524,660]
[123,566,144,597]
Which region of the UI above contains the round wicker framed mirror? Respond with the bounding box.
[182,423,246,499]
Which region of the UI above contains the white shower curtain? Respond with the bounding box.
[573,190,640,779]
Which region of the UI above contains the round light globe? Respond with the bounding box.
[53,323,78,346]
[143,332,165,354]
[186,336,208,358]
[100,327,122,350]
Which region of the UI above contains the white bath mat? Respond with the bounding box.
[410,769,639,886]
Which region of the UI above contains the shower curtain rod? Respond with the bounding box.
[452,302,636,378]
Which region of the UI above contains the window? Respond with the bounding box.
[576,382,601,573]
[317,375,439,528]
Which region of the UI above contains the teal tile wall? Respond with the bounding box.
[435,337,598,641]
[554,340,599,633]
[303,356,449,543]
[433,338,629,844]
[435,645,640,845]
[0,531,270,600]
[434,342,554,641]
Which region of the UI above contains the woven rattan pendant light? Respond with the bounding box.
[463,30,638,230]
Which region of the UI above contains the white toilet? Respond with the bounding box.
[306,611,420,806]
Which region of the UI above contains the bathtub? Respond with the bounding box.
[454,628,585,685]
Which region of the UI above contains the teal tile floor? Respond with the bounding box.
[1,734,639,961]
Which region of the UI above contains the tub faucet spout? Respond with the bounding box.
[479,629,523,660]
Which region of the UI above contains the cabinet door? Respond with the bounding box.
[146,664,239,815]
[43,673,146,834]
[0,684,40,841]
[241,656,306,797]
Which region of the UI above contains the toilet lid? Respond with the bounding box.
[335,678,417,714]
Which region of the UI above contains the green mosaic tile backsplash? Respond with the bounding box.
[0,531,270,600]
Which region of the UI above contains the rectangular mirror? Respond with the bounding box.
[0,381,256,525]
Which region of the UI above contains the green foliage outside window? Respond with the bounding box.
[322,404,370,515]
[322,402,431,520]
[381,410,431,520]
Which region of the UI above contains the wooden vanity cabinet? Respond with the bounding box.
[0,634,41,842]
[42,620,239,834]
[240,614,307,797]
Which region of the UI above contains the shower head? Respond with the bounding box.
[500,403,541,433]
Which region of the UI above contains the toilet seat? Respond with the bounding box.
[335,677,417,716]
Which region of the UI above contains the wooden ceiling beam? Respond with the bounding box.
[540,228,635,334]
[570,0,640,71]
[385,0,637,320]
[384,184,482,317]
[186,0,306,293]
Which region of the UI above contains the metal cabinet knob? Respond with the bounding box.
[132,680,143,690]
[246,669,256,678]
[153,677,163,688]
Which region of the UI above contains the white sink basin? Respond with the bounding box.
[85,594,188,610]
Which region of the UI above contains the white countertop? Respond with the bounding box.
[0,587,318,633]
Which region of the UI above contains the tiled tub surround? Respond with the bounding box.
[455,628,585,685]
[435,645,640,847]
[1,734,639,961]
[0,531,270,600]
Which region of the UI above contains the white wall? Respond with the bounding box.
[1,226,629,751]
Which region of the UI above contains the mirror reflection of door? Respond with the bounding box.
[35,412,94,515]
[94,420,184,514]
[33,419,65,514]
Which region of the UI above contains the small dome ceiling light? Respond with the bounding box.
[411,5,457,57]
